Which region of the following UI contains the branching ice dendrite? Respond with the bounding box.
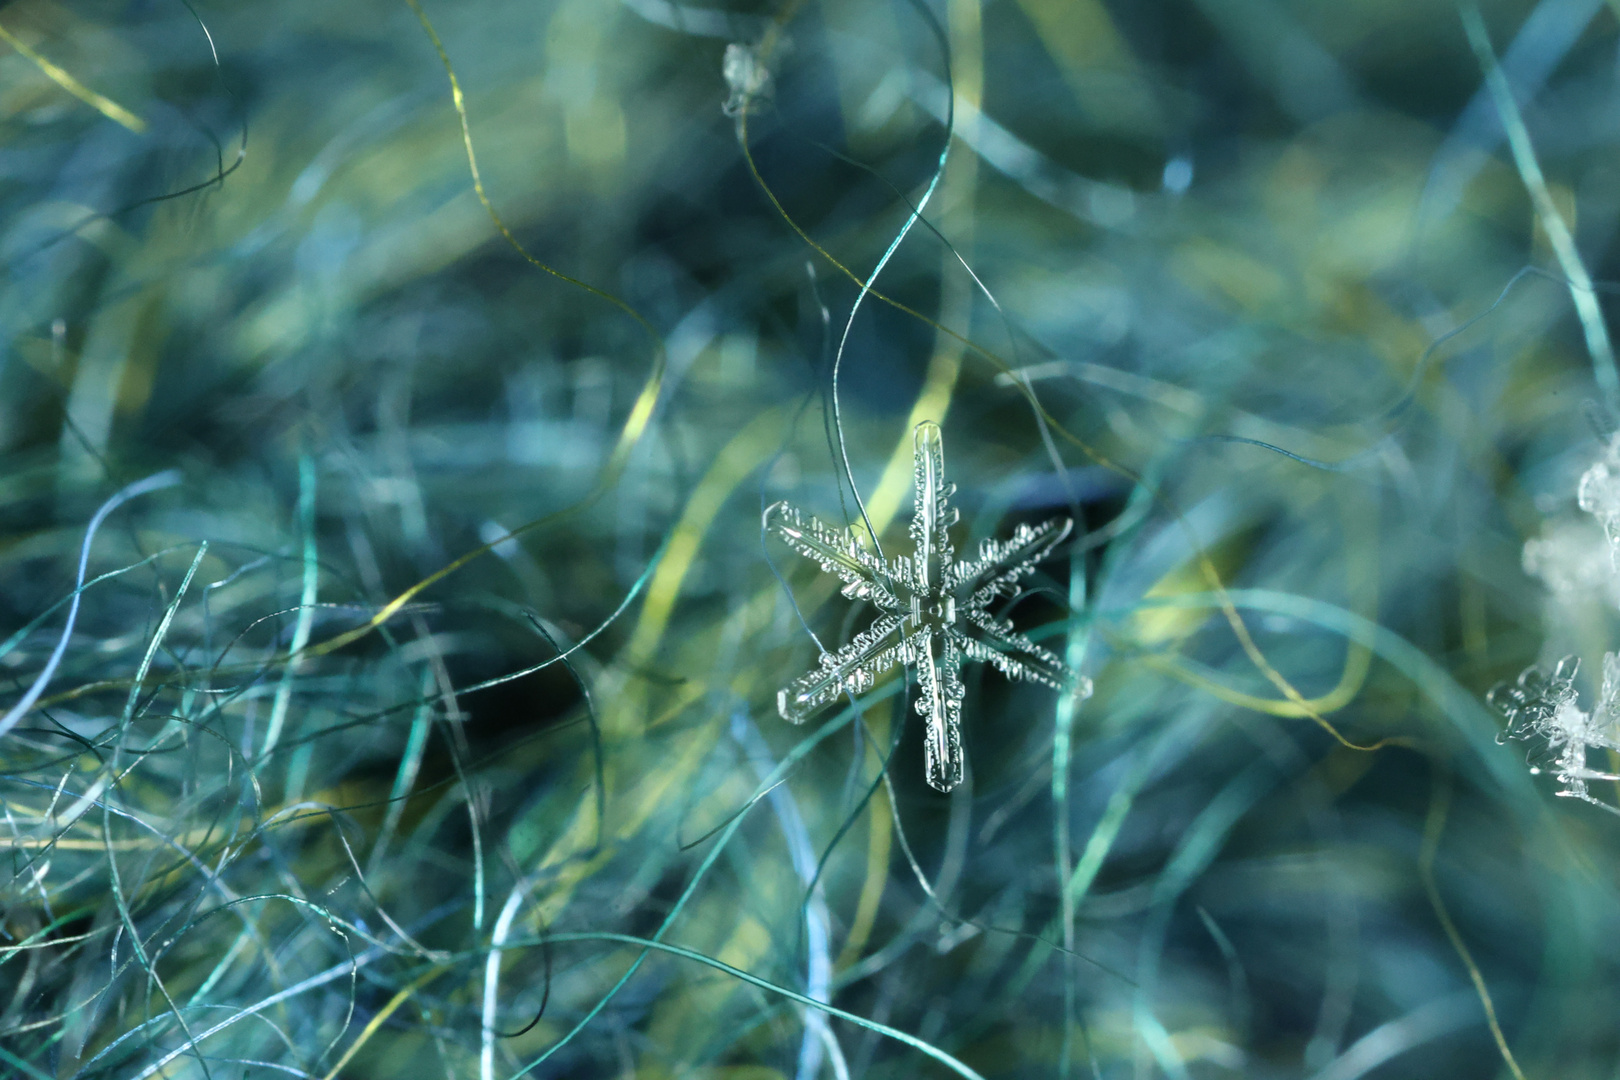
[1490,654,1620,807]
[766,422,1091,792]
[1497,434,1620,813]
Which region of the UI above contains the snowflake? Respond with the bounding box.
[765,421,1091,791]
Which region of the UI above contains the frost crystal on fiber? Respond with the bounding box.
[722,43,770,117]
[1492,435,1620,811]
[1491,655,1620,805]
[766,422,1091,791]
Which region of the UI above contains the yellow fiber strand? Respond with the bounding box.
[623,409,784,671]
[1138,489,1381,737]
[860,145,976,536]
[1193,547,1383,751]
[1420,766,1529,1080]
[321,964,449,1079]
[836,701,894,969]
[0,21,145,133]
[1139,651,1366,721]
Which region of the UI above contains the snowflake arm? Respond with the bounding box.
[950,517,1074,602]
[764,501,901,609]
[915,631,965,792]
[777,612,910,724]
[910,421,958,593]
[951,611,1078,692]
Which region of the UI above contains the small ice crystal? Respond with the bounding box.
[722,43,770,117]
[1522,519,1619,604]
[1489,655,1581,740]
[1578,435,1620,570]
[1490,654,1620,805]
[766,422,1090,792]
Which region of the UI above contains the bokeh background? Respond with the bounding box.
[4,0,1620,1076]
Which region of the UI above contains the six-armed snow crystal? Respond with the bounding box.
[766,421,1090,792]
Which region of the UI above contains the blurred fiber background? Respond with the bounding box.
[5,0,1620,1076]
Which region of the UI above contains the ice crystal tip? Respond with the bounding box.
[762,500,791,527]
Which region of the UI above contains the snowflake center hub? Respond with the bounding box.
[909,590,955,630]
